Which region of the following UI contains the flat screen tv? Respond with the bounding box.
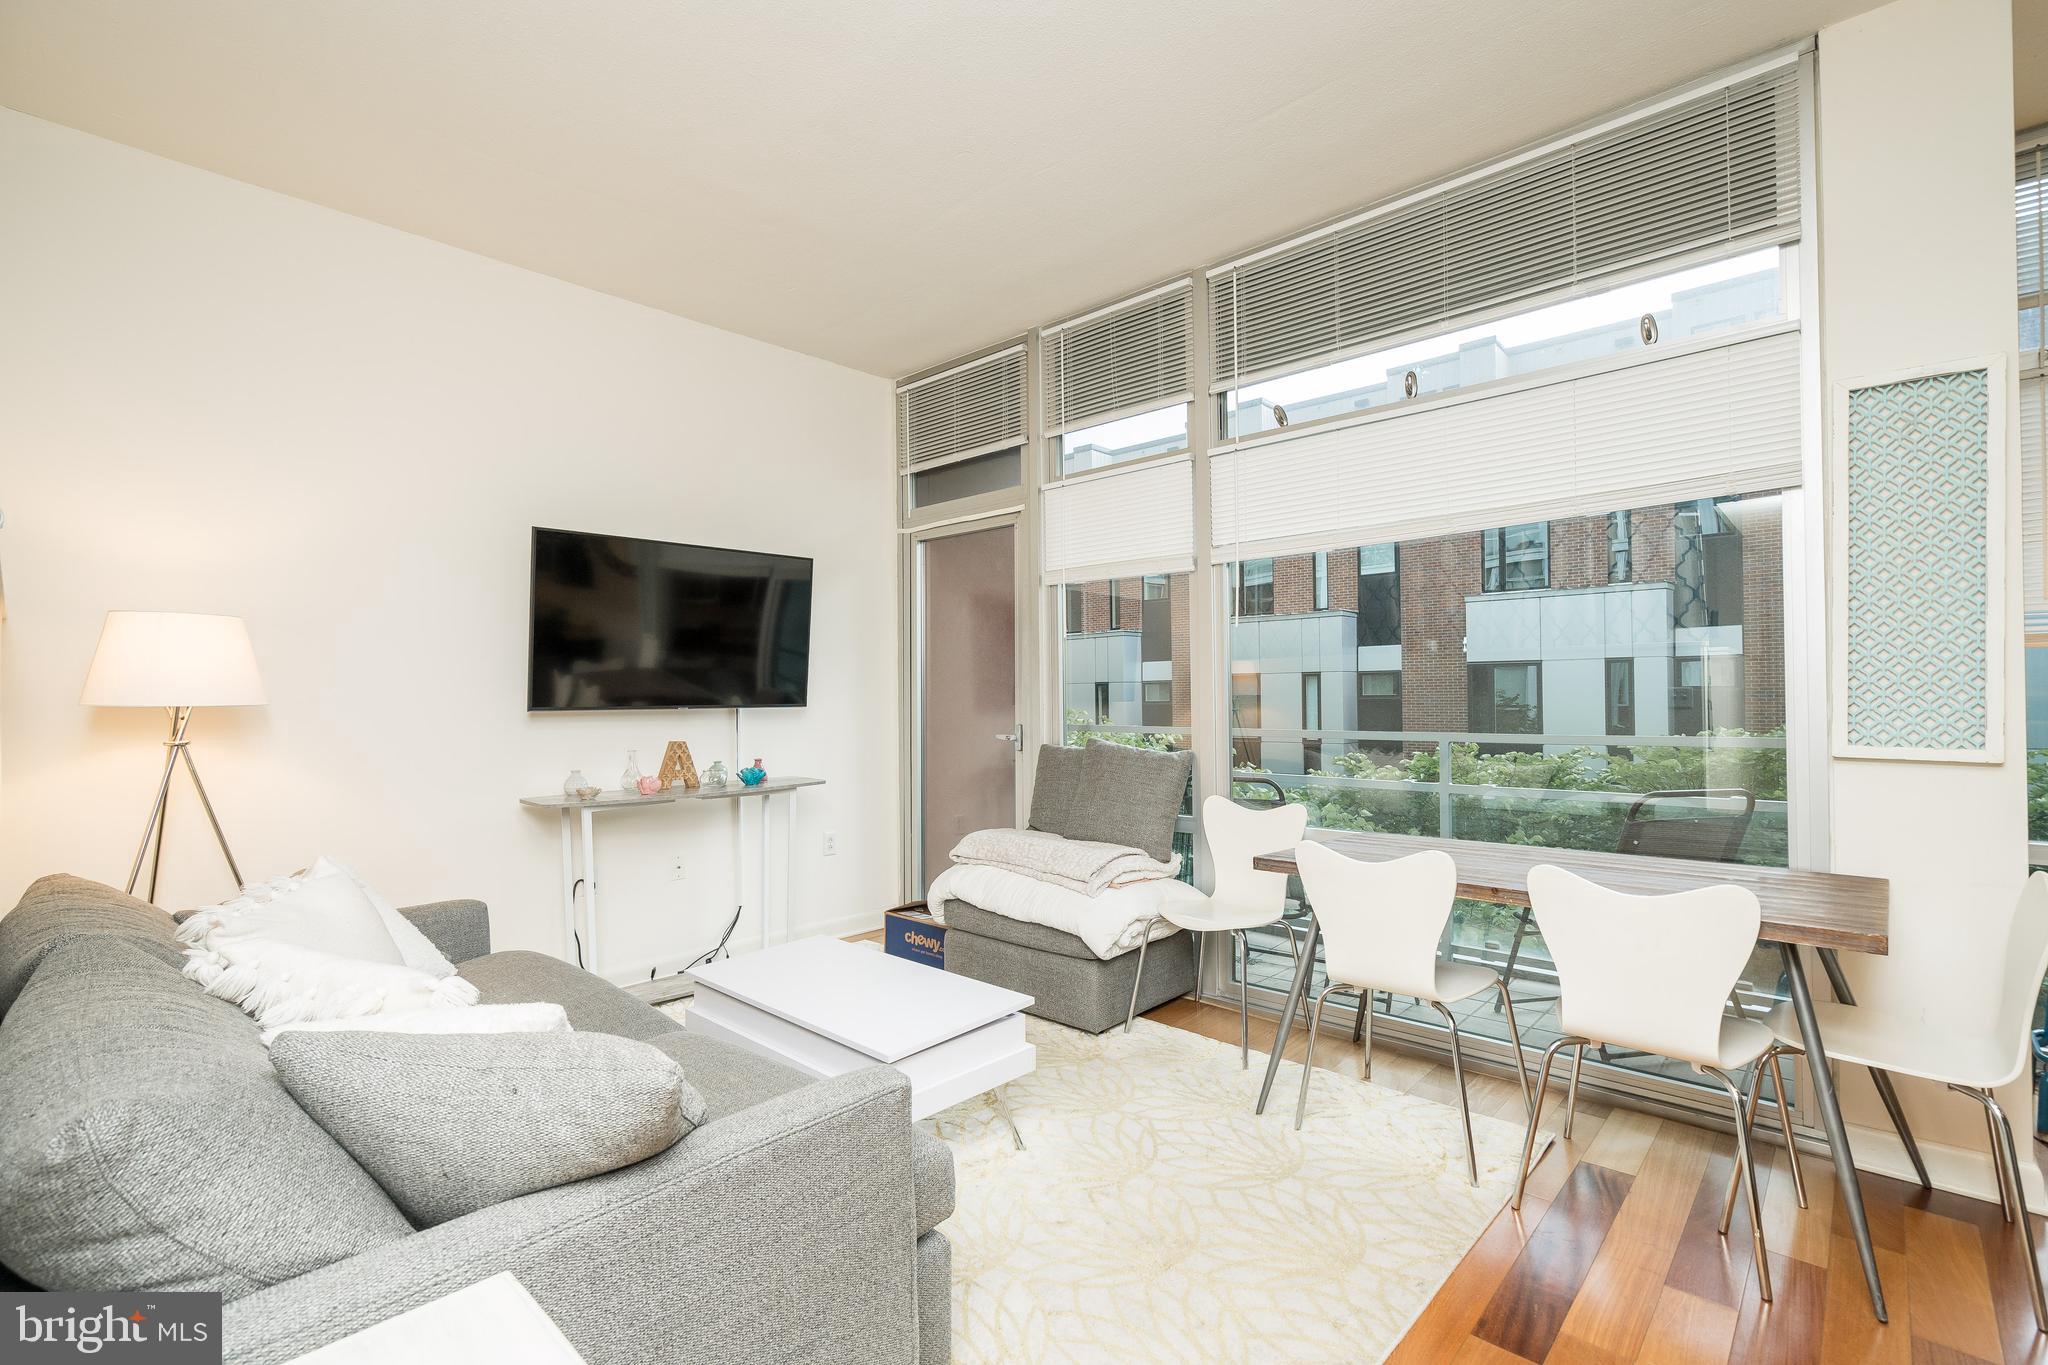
[528,527,812,711]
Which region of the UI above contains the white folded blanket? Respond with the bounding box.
[927,863,1206,960]
[949,827,1180,896]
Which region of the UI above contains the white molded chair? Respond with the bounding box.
[1746,872,2048,1332]
[1123,795,1309,1068]
[1512,864,1784,1302]
[1292,843,1532,1183]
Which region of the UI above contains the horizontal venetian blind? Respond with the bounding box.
[1211,330,1801,558]
[1044,282,1191,435]
[1211,61,1801,389]
[2021,142,2045,364]
[2023,375,2047,629]
[896,346,1028,471]
[1042,456,1195,582]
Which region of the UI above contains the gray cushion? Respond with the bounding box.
[649,1030,955,1236]
[0,937,412,1296]
[0,874,184,1018]
[271,1030,704,1227]
[1026,744,1085,834]
[1064,740,1193,861]
[943,896,1099,960]
[460,950,677,1041]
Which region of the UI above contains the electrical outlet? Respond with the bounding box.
[823,831,839,856]
[669,854,687,881]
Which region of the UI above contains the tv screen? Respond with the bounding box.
[528,527,812,711]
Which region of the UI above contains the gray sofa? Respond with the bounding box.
[0,875,952,1365]
[942,741,1197,1034]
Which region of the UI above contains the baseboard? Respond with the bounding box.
[1843,1119,2048,1215]
[596,910,883,990]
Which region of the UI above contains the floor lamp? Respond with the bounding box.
[81,611,266,903]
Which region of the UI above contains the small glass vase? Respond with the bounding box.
[705,760,728,787]
[563,769,598,801]
[621,750,644,794]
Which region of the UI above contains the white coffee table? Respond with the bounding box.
[688,937,1035,1145]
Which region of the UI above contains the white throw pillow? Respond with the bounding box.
[179,872,478,1029]
[310,855,458,979]
[263,1002,567,1045]
[180,870,405,965]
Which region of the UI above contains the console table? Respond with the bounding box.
[520,776,824,1002]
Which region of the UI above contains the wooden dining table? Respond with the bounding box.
[1249,827,1901,1322]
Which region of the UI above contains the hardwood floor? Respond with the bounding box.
[1140,997,2048,1365]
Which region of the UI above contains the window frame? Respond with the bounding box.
[1480,523,1552,594]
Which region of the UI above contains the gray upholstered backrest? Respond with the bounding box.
[0,875,186,1019]
[1029,740,1194,861]
[0,936,413,1296]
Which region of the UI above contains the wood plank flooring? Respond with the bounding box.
[1140,997,2048,1365]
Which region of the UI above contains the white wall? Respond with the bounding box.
[0,110,901,980]
[1815,0,2026,1167]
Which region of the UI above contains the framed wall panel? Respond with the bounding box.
[1831,358,2006,762]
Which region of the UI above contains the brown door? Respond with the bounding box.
[917,523,1018,891]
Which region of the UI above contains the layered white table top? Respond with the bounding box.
[690,936,1031,1063]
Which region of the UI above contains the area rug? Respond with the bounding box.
[923,1016,1544,1365]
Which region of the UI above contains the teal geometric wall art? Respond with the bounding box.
[1834,361,2005,762]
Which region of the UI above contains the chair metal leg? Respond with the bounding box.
[1192,930,1206,1004]
[1494,907,1535,1013]
[1494,976,1533,1117]
[1357,990,1375,1079]
[1563,1043,1585,1140]
[1236,930,1249,1069]
[1704,1064,1773,1304]
[1295,987,1332,1130]
[1954,1085,2048,1332]
[1768,1049,1808,1210]
[1720,1060,1769,1236]
[1430,1000,1479,1186]
[1514,1036,1584,1211]
[1122,915,1160,1035]
[1990,1102,2018,1223]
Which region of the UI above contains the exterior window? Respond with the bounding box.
[1675,500,1743,628]
[1230,671,1263,768]
[1469,662,1542,741]
[1605,658,1636,736]
[908,447,1021,510]
[1238,559,1275,616]
[1058,402,1189,477]
[1358,671,1402,733]
[1222,247,1784,439]
[1358,543,1400,647]
[1607,511,1633,584]
[1312,552,1329,610]
[1061,572,1193,762]
[1302,672,1323,771]
[1481,524,1550,593]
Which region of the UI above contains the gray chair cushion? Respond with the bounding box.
[0,938,412,1296]
[0,874,185,1018]
[1064,740,1194,861]
[1027,744,1085,834]
[648,1029,955,1236]
[942,897,1099,961]
[460,950,677,1041]
[271,1030,705,1227]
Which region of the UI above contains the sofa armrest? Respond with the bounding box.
[396,898,491,964]
[220,1067,924,1365]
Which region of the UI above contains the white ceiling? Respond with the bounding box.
[0,0,1971,378]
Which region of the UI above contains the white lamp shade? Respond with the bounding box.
[81,611,266,708]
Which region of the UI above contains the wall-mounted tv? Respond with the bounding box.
[528,527,812,711]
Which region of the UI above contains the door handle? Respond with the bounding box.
[995,727,1023,751]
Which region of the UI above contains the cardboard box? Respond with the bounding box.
[883,903,946,969]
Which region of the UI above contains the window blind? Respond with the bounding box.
[1210,329,1801,559]
[2020,141,2045,364]
[1042,455,1195,583]
[1210,61,1801,390]
[896,346,1028,471]
[1044,281,1192,435]
[2023,374,2047,628]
